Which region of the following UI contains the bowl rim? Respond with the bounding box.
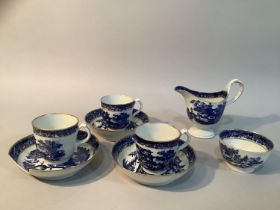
[219,129,274,154]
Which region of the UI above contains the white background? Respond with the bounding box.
[0,1,280,210]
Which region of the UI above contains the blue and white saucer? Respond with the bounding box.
[112,136,196,186]
[9,131,99,180]
[85,109,149,141]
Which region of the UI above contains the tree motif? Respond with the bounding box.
[37,140,65,161]
[220,144,263,168]
[187,100,225,124]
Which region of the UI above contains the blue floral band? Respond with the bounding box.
[33,125,78,138]
[135,136,178,149]
[101,101,135,111]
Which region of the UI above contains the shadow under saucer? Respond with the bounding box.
[154,151,218,192]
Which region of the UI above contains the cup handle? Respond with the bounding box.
[132,98,143,118]
[224,79,245,105]
[178,128,191,151]
[76,123,91,147]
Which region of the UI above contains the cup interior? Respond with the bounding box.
[135,123,180,142]
[32,113,78,130]
[101,95,134,105]
[222,138,267,153]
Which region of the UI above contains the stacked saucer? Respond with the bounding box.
[85,109,149,141]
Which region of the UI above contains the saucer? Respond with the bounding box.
[85,109,149,141]
[9,131,100,180]
[112,136,196,186]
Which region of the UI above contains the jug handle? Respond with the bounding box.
[224,79,245,105]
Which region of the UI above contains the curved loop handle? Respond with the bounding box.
[132,98,143,118]
[76,123,91,147]
[178,128,191,151]
[224,79,245,105]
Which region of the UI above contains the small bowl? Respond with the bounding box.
[219,129,273,173]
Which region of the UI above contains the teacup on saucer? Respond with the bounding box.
[101,95,143,130]
[85,109,149,141]
[32,113,91,165]
[135,123,190,175]
[9,131,100,180]
[112,135,196,186]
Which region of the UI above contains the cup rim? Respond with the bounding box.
[219,129,274,154]
[135,122,181,143]
[101,94,135,106]
[32,113,79,131]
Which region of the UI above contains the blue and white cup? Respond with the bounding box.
[101,95,143,130]
[32,113,91,165]
[135,122,190,174]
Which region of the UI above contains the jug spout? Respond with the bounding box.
[174,86,191,97]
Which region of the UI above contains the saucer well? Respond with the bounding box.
[112,136,196,186]
[85,108,149,142]
[9,131,100,180]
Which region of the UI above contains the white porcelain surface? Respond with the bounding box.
[188,126,215,139]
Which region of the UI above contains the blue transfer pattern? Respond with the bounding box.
[9,131,99,171]
[33,125,78,138]
[85,109,149,130]
[175,86,228,98]
[99,110,130,130]
[22,147,90,171]
[101,101,135,111]
[220,143,263,168]
[36,140,65,162]
[136,145,176,171]
[9,136,35,161]
[187,99,226,125]
[220,130,273,150]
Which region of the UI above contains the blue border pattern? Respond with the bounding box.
[33,125,78,138]
[101,101,135,111]
[135,136,178,149]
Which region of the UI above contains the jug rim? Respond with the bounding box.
[175,86,228,102]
